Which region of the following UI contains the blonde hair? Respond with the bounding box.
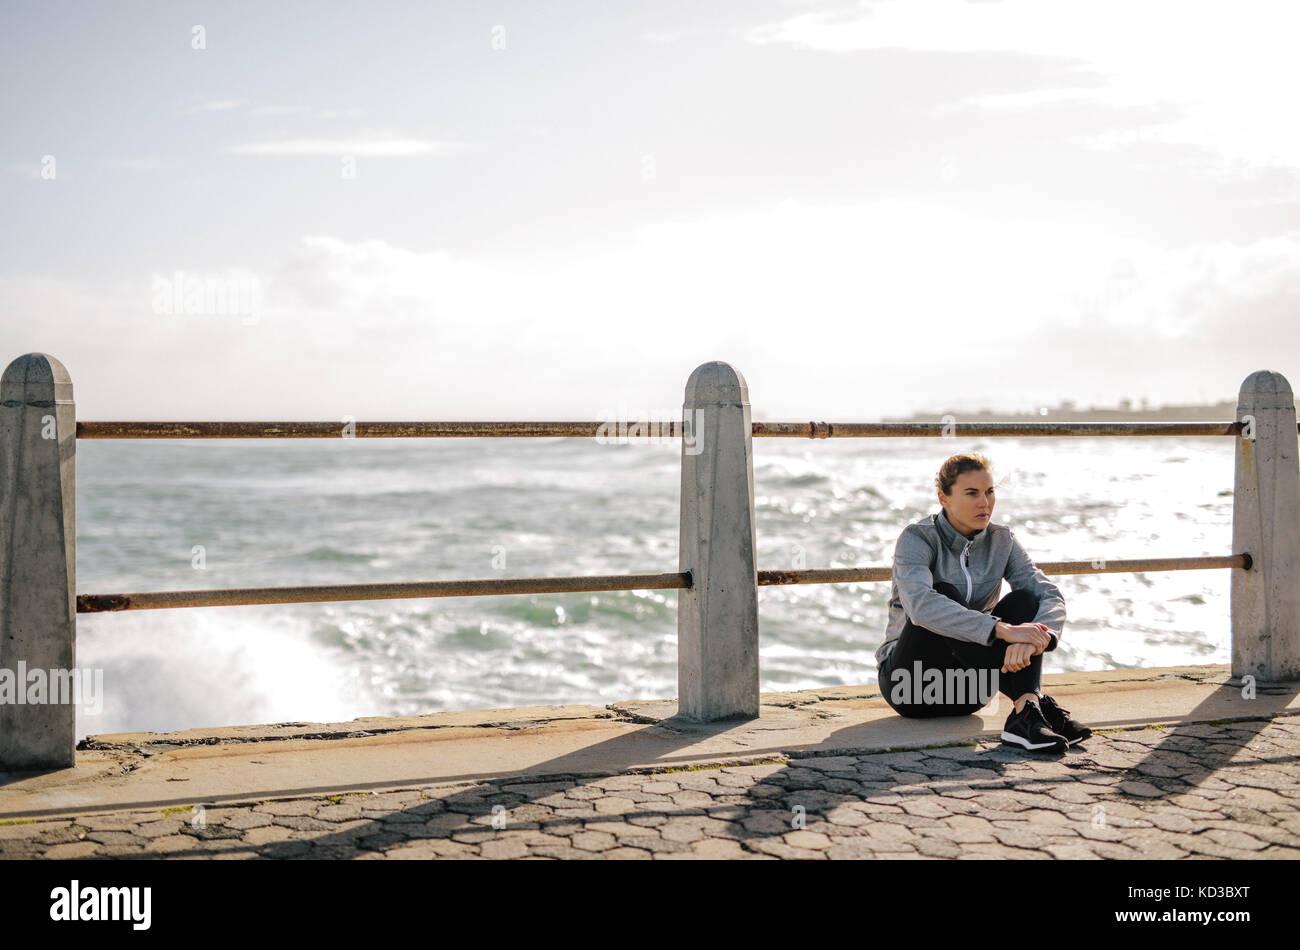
[935,452,993,496]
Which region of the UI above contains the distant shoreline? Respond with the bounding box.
[878,398,1255,424]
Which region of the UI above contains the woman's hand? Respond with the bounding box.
[1002,642,1036,673]
[996,621,1052,652]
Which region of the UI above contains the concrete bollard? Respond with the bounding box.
[0,353,77,769]
[1231,370,1300,683]
[677,361,759,720]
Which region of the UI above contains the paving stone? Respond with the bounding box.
[403,838,480,858]
[478,838,531,859]
[899,798,953,819]
[44,841,103,859]
[824,805,874,828]
[670,790,715,808]
[671,815,743,837]
[274,816,338,833]
[564,785,608,800]
[589,775,648,791]
[553,806,600,820]
[1142,809,1201,833]
[721,763,787,779]
[1201,828,1269,851]
[1223,787,1292,811]
[825,838,887,859]
[711,773,753,790]
[571,830,618,852]
[1121,835,1189,859]
[498,804,554,824]
[742,810,796,836]
[1087,840,1144,859]
[593,797,638,815]
[254,800,319,817]
[915,837,963,858]
[990,825,1045,850]
[135,819,185,839]
[958,842,1051,859]
[691,837,746,858]
[784,830,832,850]
[589,820,651,840]
[315,804,365,822]
[1045,843,1102,860]
[1168,793,1228,812]
[745,838,828,859]
[659,823,706,844]
[0,822,52,841]
[218,810,274,830]
[10,720,1299,861]
[145,835,197,854]
[97,843,150,857]
[791,756,859,772]
[244,825,295,846]
[85,830,140,847]
[944,815,997,843]
[76,815,146,832]
[530,845,601,859]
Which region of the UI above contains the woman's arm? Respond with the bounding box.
[893,528,1000,645]
[1004,528,1067,651]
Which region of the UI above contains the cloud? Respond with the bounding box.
[179,99,245,115]
[4,204,1298,418]
[747,0,1300,173]
[249,105,308,117]
[643,28,710,44]
[224,137,462,157]
[109,158,183,171]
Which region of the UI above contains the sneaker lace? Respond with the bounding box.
[1042,695,1072,724]
[1022,701,1053,730]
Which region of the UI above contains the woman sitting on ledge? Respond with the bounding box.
[875,452,1093,754]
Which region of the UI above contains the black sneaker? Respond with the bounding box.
[1000,700,1068,753]
[1038,693,1092,745]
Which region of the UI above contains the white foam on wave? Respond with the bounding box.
[74,606,371,740]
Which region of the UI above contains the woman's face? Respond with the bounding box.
[940,468,995,537]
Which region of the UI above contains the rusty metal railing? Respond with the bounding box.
[72,418,1256,613]
[73,417,1258,611]
[76,555,1251,613]
[77,420,1262,439]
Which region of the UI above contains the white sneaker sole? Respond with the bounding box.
[1000,730,1065,751]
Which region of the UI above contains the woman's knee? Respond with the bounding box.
[994,589,1039,624]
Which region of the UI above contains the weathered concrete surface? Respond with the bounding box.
[0,352,78,769]
[1233,369,1300,681]
[677,360,759,720]
[0,664,1297,859]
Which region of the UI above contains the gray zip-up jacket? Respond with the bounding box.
[875,509,1066,666]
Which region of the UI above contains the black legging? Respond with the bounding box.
[879,582,1043,718]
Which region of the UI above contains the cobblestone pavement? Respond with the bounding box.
[3,717,1300,860]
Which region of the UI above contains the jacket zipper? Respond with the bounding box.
[960,539,974,602]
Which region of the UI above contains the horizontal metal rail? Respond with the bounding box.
[76,571,693,613]
[76,554,1250,613]
[756,554,1250,587]
[75,420,1256,439]
[751,421,1248,438]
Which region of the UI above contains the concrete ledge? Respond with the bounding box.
[77,704,618,752]
[2,664,1297,821]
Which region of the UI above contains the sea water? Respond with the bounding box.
[73,435,1235,738]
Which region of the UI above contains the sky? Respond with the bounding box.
[2,0,1298,422]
